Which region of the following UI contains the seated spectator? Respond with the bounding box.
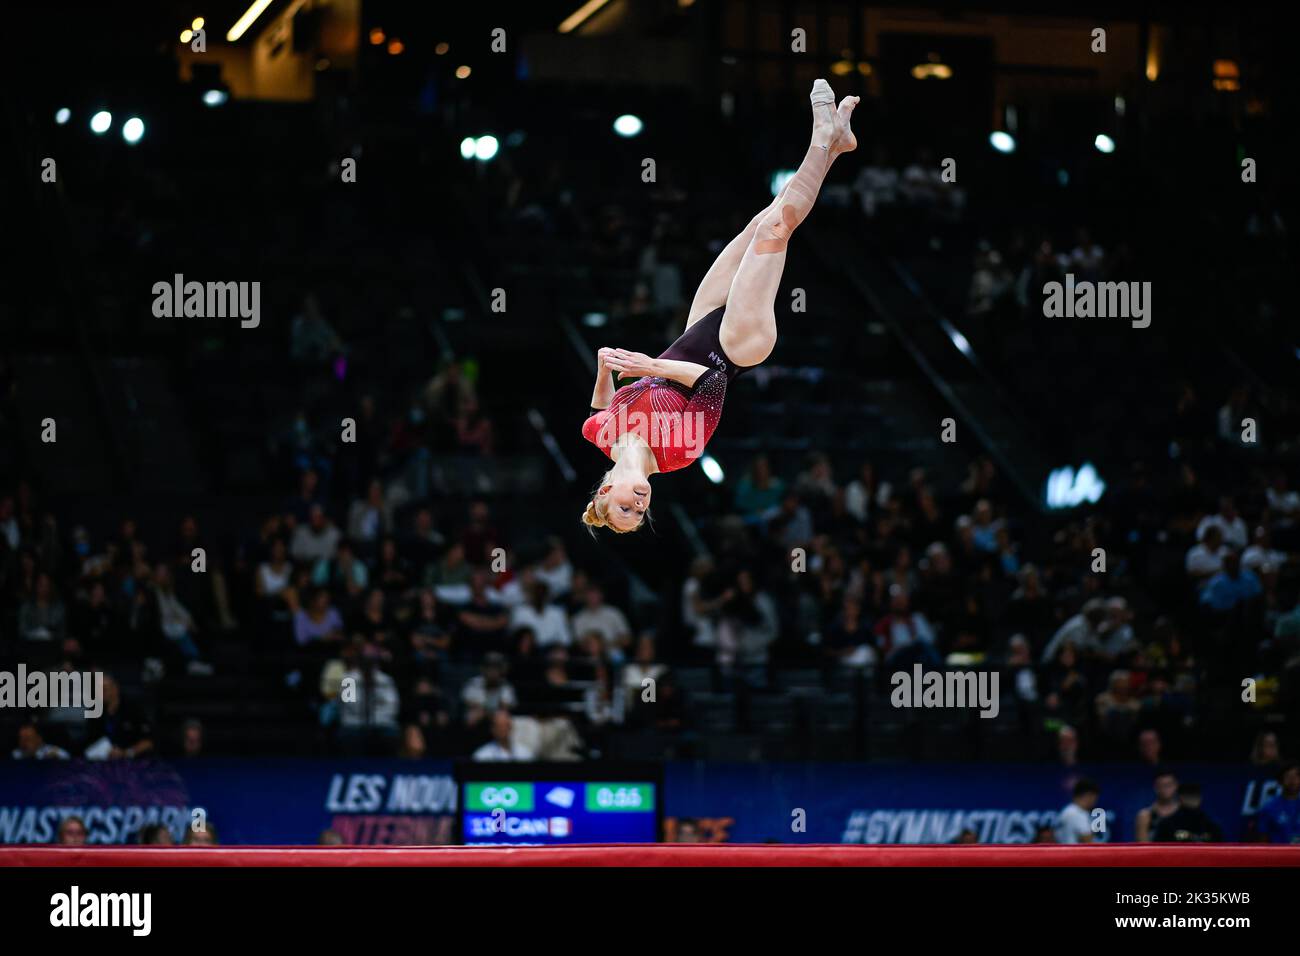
[1152,782,1223,842]
[1185,525,1228,583]
[313,538,370,607]
[374,537,412,596]
[873,585,940,669]
[347,478,391,547]
[83,675,154,761]
[1242,525,1287,576]
[472,709,537,762]
[338,648,401,754]
[408,589,450,669]
[256,537,294,599]
[571,583,631,660]
[139,824,175,845]
[1254,763,1300,844]
[11,720,69,760]
[1040,598,1106,664]
[56,816,88,846]
[716,569,780,688]
[150,563,206,669]
[461,652,517,727]
[824,594,877,671]
[535,537,574,600]
[455,570,510,652]
[1133,769,1180,841]
[1197,496,1249,550]
[291,504,341,564]
[510,580,572,648]
[19,572,65,642]
[1094,670,1141,746]
[735,455,786,522]
[1199,552,1262,612]
[294,588,346,647]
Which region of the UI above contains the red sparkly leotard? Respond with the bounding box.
[581,307,752,473]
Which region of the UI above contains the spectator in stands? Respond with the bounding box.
[844,461,885,526]
[256,536,294,600]
[771,491,815,552]
[455,396,495,456]
[1136,728,1163,767]
[873,585,940,670]
[11,720,69,760]
[294,588,345,647]
[374,537,413,596]
[735,455,786,523]
[139,824,175,845]
[404,508,446,578]
[535,537,574,600]
[82,675,154,761]
[1255,763,1300,844]
[1199,552,1262,613]
[1152,783,1223,842]
[824,594,876,672]
[456,569,510,652]
[510,579,572,648]
[18,572,65,643]
[459,500,500,567]
[149,563,207,671]
[1056,725,1079,767]
[1040,598,1106,664]
[408,589,450,669]
[1133,769,1180,841]
[970,499,1002,553]
[682,556,723,653]
[180,718,204,758]
[183,823,219,846]
[313,538,369,607]
[347,478,392,547]
[287,469,322,525]
[716,569,779,689]
[472,708,536,761]
[1097,597,1138,662]
[1094,670,1141,749]
[673,818,703,843]
[57,816,88,846]
[338,645,401,755]
[461,652,517,728]
[1054,779,1101,844]
[1198,496,1249,551]
[429,541,472,589]
[291,504,341,564]
[571,583,631,661]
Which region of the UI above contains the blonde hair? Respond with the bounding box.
[581,470,646,535]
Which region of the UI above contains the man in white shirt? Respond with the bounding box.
[291,504,342,563]
[1197,497,1248,551]
[1185,526,1228,583]
[1040,598,1107,664]
[1243,526,1287,576]
[472,709,537,762]
[1055,779,1101,844]
[570,584,631,658]
[510,581,572,648]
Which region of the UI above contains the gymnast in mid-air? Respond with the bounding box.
[581,79,859,533]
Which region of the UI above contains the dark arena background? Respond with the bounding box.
[1,0,1298,939]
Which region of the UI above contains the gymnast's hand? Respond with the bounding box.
[603,348,659,380]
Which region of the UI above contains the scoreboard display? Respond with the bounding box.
[457,764,661,845]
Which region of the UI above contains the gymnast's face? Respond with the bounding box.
[603,477,650,531]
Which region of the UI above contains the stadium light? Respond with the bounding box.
[474,135,500,161]
[1094,133,1116,154]
[1046,463,1106,509]
[613,114,643,138]
[700,455,725,484]
[559,0,612,34]
[989,131,1016,154]
[227,0,273,42]
[460,137,478,160]
[90,111,112,135]
[55,108,70,125]
[122,117,145,145]
[202,89,228,107]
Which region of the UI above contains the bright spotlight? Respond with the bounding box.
[989,131,1016,154]
[474,135,500,161]
[460,136,478,160]
[55,108,70,125]
[192,17,205,30]
[612,114,643,137]
[90,111,112,134]
[700,455,725,484]
[202,89,228,107]
[1094,133,1115,154]
[122,117,145,145]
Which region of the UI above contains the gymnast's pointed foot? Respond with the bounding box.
[809,79,859,158]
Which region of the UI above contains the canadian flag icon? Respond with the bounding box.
[549,817,571,838]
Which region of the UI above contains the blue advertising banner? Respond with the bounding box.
[0,758,1280,845]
